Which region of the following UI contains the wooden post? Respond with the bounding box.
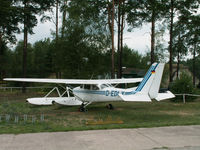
[183,94,185,103]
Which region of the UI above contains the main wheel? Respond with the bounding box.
[107,104,114,110]
[79,107,88,112]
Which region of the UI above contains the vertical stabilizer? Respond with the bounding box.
[135,63,159,94]
[120,63,170,101]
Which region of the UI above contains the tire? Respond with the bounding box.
[107,104,114,110]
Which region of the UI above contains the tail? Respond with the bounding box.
[119,62,175,102]
[135,63,165,99]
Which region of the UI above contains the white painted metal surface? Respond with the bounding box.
[155,91,175,101]
[4,78,143,85]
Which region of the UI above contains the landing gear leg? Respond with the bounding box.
[79,104,87,112]
[79,102,91,112]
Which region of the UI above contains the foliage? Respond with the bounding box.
[5,39,151,80]
[0,0,20,44]
[184,57,200,80]
[5,39,53,79]
[170,72,195,102]
[185,14,200,56]
[14,0,55,35]
[0,0,200,83]
[172,22,188,59]
[50,0,112,78]
[122,45,149,69]
[170,72,194,94]
[0,0,21,79]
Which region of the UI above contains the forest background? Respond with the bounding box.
[0,0,199,90]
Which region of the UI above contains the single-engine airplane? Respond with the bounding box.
[4,63,175,111]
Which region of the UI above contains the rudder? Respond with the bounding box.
[148,63,165,99]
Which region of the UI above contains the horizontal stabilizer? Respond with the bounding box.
[119,94,151,102]
[155,91,175,101]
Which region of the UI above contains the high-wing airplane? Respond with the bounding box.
[4,63,175,112]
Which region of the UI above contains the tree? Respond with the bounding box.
[9,41,33,79]
[53,0,111,78]
[186,15,200,86]
[165,0,199,83]
[170,72,194,102]
[0,0,20,79]
[122,45,149,69]
[168,0,174,83]
[138,0,166,64]
[16,0,55,92]
[60,0,67,39]
[32,39,53,77]
[172,0,200,84]
[117,0,125,78]
[126,0,167,64]
[172,22,188,78]
[111,0,115,78]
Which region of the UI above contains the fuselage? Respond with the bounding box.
[73,84,137,102]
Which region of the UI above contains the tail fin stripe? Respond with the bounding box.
[135,64,158,92]
[135,66,154,91]
[124,66,153,95]
[139,64,158,91]
[135,65,154,91]
[136,70,153,91]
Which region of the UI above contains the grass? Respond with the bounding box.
[1,91,200,134]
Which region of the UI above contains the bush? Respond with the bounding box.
[170,72,194,102]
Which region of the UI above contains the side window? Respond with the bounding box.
[84,85,90,89]
[93,85,99,90]
[83,85,99,90]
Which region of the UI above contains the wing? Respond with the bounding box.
[4,78,143,85]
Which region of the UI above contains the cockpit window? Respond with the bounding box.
[84,85,90,89]
[82,84,99,90]
[91,85,99,90]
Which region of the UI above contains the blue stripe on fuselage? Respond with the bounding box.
[73,90,106,95]
[73,89,136,97]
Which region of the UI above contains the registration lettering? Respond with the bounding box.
[105,90,120,97]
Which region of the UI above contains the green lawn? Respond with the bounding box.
[0,91,200,134]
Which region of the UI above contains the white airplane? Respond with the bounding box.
[4,63,175,112]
